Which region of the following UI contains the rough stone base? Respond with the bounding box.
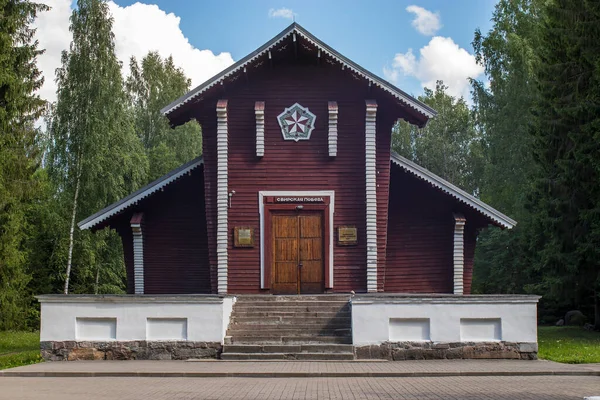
[354,342,538,360]
[40,341,222,361]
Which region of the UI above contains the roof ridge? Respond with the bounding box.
[160,23,436,125]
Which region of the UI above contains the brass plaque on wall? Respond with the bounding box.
[234,227,254,247]
[337,226,358,246]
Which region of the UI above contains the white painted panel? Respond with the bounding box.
[40,297,231,343]
[147,318,187,340]
[76,318,116,340]
[389,318,430,341]
[460,318,501,341]
[351,296,539,345]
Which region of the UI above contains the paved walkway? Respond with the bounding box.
[1,359,599,377]
[1,375,599,399]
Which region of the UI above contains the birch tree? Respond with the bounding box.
[47,0,146,294]
[127,52,202,180]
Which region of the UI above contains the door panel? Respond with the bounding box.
[271,211,324,294]
[272,215,298,294]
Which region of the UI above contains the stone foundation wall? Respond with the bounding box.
[354,341,538,360]
[40,341,222,361]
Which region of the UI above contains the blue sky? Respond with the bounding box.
[34,1,497,103]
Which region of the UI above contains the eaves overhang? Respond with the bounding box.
[391,152,516,229]
[78,156,204,230]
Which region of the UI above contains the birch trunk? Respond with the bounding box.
[64,157,83,295]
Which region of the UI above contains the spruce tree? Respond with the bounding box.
[529,0,600,327]
[47,0,147,294]
[0,0,48,329]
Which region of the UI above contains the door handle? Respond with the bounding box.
[298,263,303,268]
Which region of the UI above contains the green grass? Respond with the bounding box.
[538,326,600,364]
[0,331,42,370]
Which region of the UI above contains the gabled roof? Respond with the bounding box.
[78,156,204,230]
[390,152,516,229]
[161,23,437,126]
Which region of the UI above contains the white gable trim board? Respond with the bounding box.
[258,190,335,289]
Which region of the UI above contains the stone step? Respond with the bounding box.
[231,311,351,318]
[232,306,349,313]
[221,352,354,360]
[227,328,350,336]
[234,300,349,306]
[222,344,353,354]
[230,317,350,325]
[234,295,351,302]
[228,336,352,344]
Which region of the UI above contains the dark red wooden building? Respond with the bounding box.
[79,23,515,296]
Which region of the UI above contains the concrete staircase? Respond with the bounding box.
[222,295,353,360]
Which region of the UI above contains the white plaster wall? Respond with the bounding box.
[352,299,538,345]
[222,297,235,339]
[40,299,232,343]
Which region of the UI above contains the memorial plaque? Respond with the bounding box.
[234,227,254,247]
[337,226,358,246]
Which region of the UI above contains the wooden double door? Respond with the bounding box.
[271,211,324,294]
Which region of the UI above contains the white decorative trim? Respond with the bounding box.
[365,100,378,293]
[258,190,335,289]
[328,101,338,157]
[255,101,265,157]
[78,158,204,230]
[130,213,144,295]
[161,24,436,123]
[453,214,466,295]
[390,153,516,229]
[216,100,229,294]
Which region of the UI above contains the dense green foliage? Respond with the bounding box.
[393,81,483,194]
[538,327,600,363]
[0,331,41,369]
[528,0,600,327]
[0,0,203,329]
[127,52,202,180]
[0,0,48,330]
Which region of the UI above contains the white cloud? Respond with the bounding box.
[384,36,484,100]
[268,8,295,19]
[406,5,442,36]
[32,0,235,104]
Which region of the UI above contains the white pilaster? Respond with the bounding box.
[453,213,466,295]
[328,101,338,157]
[365,100,378,292]
[255,101,265,157]
[130,213,144,295]
[216,100,229,294]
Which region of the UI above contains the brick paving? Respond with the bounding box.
[2,359,599,377]
[0,375,599,399]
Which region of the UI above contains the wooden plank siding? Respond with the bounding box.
[384,164,486,294]
[110,167,211,294]
[194,58,399,293]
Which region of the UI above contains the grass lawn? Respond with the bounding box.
[538,326,600,364]
[0,331,42,370]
